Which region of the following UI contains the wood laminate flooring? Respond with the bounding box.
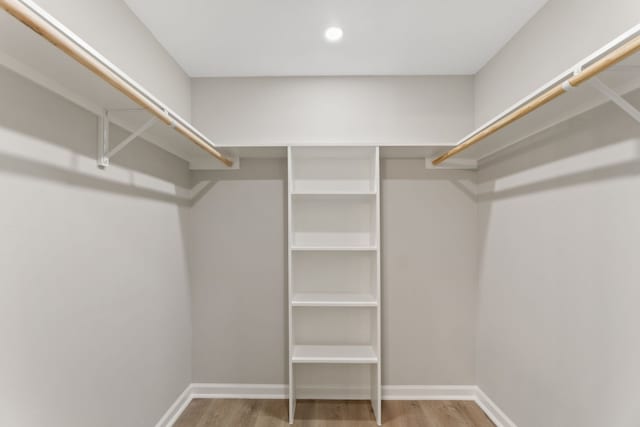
[174,399,496,426]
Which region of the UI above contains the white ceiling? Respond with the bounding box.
[123,0,548,77]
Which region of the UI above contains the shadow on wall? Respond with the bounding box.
[0,64,197,301]
[0,66,197,426]
[477,89,640,203]
[0,151,193,206]
[381,158,477,202]
[473,89,640,427]
[0,65,196,205]
[188,158,289,384]
[190,158,288,205]
[475,87,640,300]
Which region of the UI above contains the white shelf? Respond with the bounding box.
[292,181,376,194]
[292,191,376,196]
[449,32,640,163]
[0,2,225,165]
[292,345,378,364]
[215,145,474,161]
[291,245,377,251]
[292,293,377,307]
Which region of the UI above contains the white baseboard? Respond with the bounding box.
[383,385,476,400]
[154,385,193,427]
[474,387,518,427]
[189,383,477,401]
[156,383,516,427]
[191,383,287,399]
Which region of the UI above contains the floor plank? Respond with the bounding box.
[174,399,495,426]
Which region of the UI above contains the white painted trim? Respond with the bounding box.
[474,387,518,427]
[191,383,287,399]
[154,385,193,427]
[383,385,476,400]
[155,384,516,427]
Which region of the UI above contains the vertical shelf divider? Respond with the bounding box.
[373,147,381,424]
[287,147,295,424]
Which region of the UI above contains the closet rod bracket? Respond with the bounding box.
[98,109,109,168]
[588,77,640,124]
[97,110,157,169]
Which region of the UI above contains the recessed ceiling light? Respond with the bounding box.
[324,27,343,43]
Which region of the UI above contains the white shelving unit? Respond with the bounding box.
[288,146,381,425]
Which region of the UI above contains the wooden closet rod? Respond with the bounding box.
[0,0,233,167]
[432,34,640,165]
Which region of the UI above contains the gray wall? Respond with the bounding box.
[474,0,640,126]
[381,160,477,385]
[190,159,288,384]
[0,67,192,427]
[189,158,478,386]
[192,76,474,146]
[0,2,196,423]
[188,75,479,387]
[472,1,640,424]
[476,92,640,427]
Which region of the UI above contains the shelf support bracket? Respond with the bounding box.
[588,77,640,124]
[97,111,156,169]
[107,117,156,159]
[98,109,110,168]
